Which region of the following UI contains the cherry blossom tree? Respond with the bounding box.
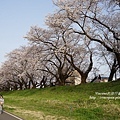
[0,45,46,90]
[25,26,75,85]
[49,0,120,69]
[1,0,119,91]
[25,23,94,84]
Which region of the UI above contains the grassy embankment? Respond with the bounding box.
[1,80,120,120]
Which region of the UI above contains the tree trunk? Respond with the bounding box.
[81,74,87,83]
[108,58,118,81]
[13,84,18,90]
[108,70,115,82]
[19,83,23,90]
[115,52,120,69]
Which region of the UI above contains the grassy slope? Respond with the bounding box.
[1,80,120,120]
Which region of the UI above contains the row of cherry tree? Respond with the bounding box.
[0,0,120,91]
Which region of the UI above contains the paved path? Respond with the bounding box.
[0,111,23,120]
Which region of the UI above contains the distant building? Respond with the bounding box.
[100,77,108,82]
[92,75,108,83]
[65,70,81,85]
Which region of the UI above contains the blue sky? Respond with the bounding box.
[0,0,56,65]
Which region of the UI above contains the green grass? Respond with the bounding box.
[1,80,120,120]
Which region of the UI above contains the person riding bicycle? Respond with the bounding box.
[0,95,4,114]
